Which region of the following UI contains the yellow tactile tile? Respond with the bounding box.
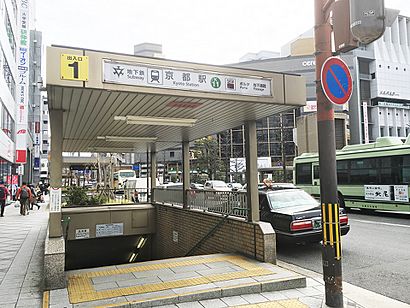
[42,291,49,308]
[67,255,277,304]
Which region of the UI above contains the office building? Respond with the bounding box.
[0,0,31,185]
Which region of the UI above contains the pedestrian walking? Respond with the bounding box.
[29,184,36,210]
[16,182,32,216]
[0,180,10,217]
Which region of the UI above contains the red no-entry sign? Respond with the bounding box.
[321,57,353,105]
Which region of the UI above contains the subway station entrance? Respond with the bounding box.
[44,45,306,293]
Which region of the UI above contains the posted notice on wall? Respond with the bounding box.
[75,228,90,240]
[96,223,124,237]
[49,188,62,213]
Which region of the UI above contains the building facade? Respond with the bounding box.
[28,29,43,183]
[0,0,21,185]
[230,12,410,154]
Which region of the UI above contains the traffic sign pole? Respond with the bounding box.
[314,0,344,307]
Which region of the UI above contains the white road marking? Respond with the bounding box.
[350,219,410,229]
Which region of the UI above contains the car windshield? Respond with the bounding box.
[266,190,318,209]
[120,172,135,178]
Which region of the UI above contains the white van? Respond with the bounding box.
[123,178,160,202]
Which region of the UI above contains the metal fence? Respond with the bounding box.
[152,188,184,206]
[152,188,248,219]
[187,190,248,218]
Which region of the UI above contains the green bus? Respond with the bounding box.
[293,136,410,212]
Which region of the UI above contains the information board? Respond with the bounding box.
[49,188,62,213]
[96,223,124,237]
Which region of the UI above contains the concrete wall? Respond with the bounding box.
[154,204,276,263]
[61,205,156,240]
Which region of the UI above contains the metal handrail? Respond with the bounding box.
[185,206,248,257]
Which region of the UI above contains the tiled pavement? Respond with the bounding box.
[1,198,409,308]
[0,199,49,308]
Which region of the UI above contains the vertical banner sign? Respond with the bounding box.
[362,101,369,144]
[50,188,62,213]
[16,0,30,164]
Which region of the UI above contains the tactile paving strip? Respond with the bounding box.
[67,255,274,304]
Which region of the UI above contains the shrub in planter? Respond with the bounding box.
[66,186,88,206]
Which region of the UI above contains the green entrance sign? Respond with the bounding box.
[210,77,221,89]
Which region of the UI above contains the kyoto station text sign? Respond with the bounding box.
[103,60,272,97]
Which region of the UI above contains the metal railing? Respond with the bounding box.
[152,187,184,206]
[152,188,248,219]
[188,190,248,218]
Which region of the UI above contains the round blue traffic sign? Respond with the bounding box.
[321,57,352,105]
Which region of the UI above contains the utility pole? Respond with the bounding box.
[315,0,386,306]
[314,0,343,306]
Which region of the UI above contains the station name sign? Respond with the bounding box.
[103,60,272,97]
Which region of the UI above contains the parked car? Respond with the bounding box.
[204,180,231,192]
[259,187,350,243]
[190,183,204,190]
[227,183,243,191]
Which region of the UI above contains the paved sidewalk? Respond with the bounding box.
[0,199,49,308]
[1,199,409,308]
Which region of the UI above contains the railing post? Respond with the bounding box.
[182,141,190,209]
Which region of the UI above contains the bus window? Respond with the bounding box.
[337,160,349,185]
[402,155,410,183]
[350,158,377,184]
[313,165,320,179]
[296,163,312,184]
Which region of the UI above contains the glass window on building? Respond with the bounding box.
[269,143,281,156]
[1,102,14,140]
[283,113,295,127]
[283,128,294,142]
[4,9,16,57]
[269,129,281,141]
[0,159,12,184]
[257,143,269,157]
[232,145,243,158]
[268,115,280,127]
[284,142,295,156]
[256,118,267,129]
[257,130,268,143]
[1,49,15,97]
[231,129,243,144]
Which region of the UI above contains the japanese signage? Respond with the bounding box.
[362,101,369,144]
[103,60,272,97]
[15,0,30,164]
[96,223,124,237]
[61,54,89,81]
[50,187,62,213]
[303,101,317,113]
[6,175,18,185]
[365,185,391,201]
[75,228,90,240]
[364,185,409,202]
[394,185,409,202]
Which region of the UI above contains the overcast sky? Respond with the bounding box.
[35,0,410,65]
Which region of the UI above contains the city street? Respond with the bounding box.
[277,210,410,305]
